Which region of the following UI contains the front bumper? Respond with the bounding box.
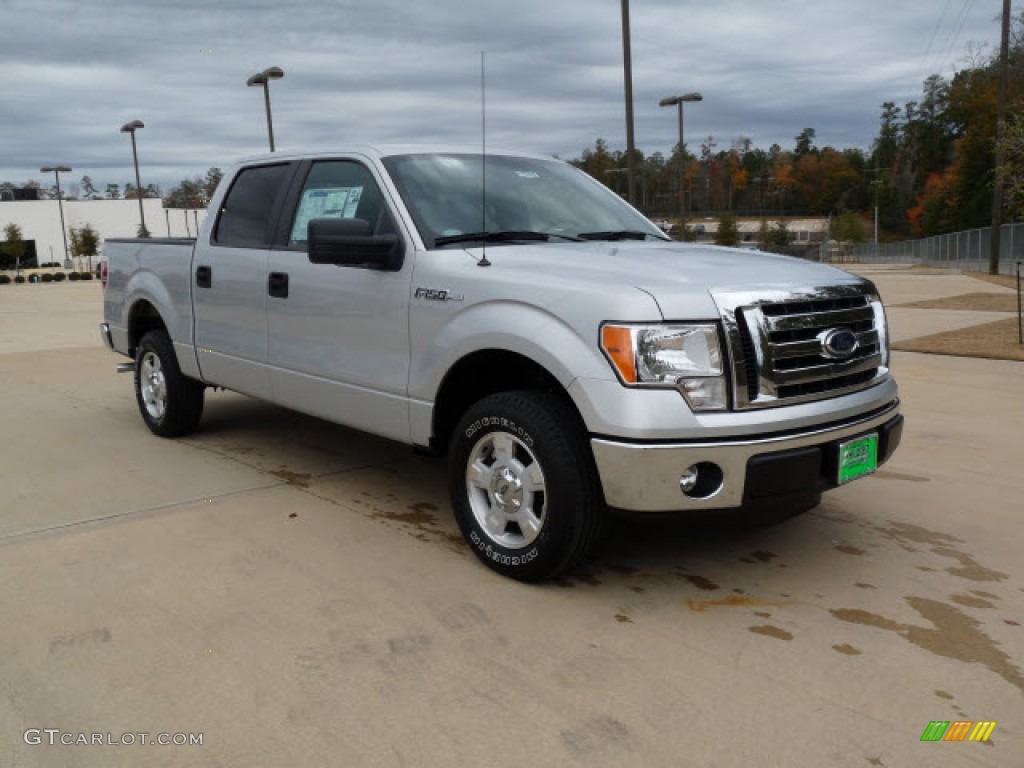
[591,401,902,512]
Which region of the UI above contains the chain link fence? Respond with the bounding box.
[849,222,1023,275]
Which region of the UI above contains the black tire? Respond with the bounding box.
[134,330,205,437]
[449,390,606,582]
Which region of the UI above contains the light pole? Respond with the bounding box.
[659,93,702,239]
[620,0,636,205]
[120,120,147,237]
[246,66,284,152]
[40,166,72,266]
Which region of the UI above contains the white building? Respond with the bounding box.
[0,199,207,267]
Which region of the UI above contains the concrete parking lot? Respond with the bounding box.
[1,273,1021,767]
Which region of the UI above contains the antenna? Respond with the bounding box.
[478,50,491,267]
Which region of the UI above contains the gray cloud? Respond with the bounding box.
[0,0,1000,192]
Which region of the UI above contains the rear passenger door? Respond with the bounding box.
[265,157,414,443]
[193,162,295,398]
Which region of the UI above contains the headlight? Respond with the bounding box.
[868,295,889,367]
[600,323,728,411]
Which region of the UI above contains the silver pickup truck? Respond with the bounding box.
[101,146,903,581]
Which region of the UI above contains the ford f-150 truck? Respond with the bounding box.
[101,146,903,581]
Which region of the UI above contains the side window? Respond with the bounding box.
[287,161,392,248]
[214,164,290,247]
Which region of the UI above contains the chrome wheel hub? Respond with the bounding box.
[465,431,546,549]
[139,352,167,421]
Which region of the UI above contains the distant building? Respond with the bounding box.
[0,198,207,268]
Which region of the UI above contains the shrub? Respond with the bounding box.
[17,275,27,283]
[0,275,11,285]
[54,272,66,282]
[41,273,53,282]
[69,272,81,281]
[81,272,94,281]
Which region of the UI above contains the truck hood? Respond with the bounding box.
[463,240,869,319]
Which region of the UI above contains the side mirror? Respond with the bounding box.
[307,218,403,270]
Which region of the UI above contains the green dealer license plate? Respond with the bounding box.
[837,433,878,485]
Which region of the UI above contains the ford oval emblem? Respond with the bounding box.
[819,328,859,359]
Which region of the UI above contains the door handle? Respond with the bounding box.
[268,271,289,298]
[196,265,212,288]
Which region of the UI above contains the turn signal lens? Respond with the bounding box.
[601,325,637,383]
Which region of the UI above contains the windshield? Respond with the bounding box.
[381,153,668,249]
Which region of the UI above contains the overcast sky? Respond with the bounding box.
[0,0,1003,194]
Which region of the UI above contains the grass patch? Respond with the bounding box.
[893,317,1024,362]
[895,292,1020,312]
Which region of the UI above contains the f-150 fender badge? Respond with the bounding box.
[414,287,464,302]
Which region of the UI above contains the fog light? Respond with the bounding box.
[680,465,699,493]
[678,377,727,411]
[679,462,725,499]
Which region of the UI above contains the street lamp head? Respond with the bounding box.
[120,119,144,133]
[659,92,703,107]
[40,166,72,173]
[248,66,284,86]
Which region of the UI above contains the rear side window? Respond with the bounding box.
[214,164,291,247]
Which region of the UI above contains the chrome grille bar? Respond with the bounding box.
[713,285,889,410]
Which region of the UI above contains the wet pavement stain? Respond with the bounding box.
[748,624,792,641]
[628,586,646,594]
[832,644,862,655]
[950,593,996,609]
[748,550,779,563]
[836,544,866,556]
[679,573,719,591]
[357,500,467,554]
[831,598,1024,691]
[754,611,772,618]
[930,546,1008,583]
[881,521,961,547]
[855,582,877,590]
[971,590,999,600]
[269,469,312,488]
[934,690,954,699]
[614,614,633,624]
[865,758,887,767]
[555,571,602,588]
[687,595,783,612]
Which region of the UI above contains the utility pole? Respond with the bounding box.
[869,168,882,247]
[989,0,1011,275]
[620,0,637,206]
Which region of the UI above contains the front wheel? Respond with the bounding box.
[134,330,205,437]
[449,391,605,582]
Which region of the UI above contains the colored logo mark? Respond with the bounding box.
[920,721,996,742]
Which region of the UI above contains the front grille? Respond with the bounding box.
[715,287,887,409]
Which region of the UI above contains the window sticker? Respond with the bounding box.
[514,170,540,179]
[290,186,363,241]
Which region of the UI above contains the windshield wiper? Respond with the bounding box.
[577,230,651,241]
[434,230,551,247]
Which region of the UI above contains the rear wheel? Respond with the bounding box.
[134,330,205,437]
[449,391,605,582]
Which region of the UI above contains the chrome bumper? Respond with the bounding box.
[591,401,901,512]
